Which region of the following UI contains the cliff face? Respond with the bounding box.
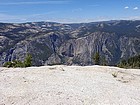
[0,20,140,66]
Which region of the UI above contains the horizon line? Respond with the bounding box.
[0,19,139,24]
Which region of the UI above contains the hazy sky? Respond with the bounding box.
[0,0,140,23]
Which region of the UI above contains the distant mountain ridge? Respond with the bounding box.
[0,20,140,66]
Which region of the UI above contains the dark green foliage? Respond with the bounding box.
[3,61,13,68]
[118,60,127,68]
[93,53,108,66]
[24,54,32,67]
[3,53,32,68]
[101,56,108,66]
[93,52,100,65]
[117,55,140,69]
[3,60,24,68]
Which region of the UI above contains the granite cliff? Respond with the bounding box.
[0,20,140,66]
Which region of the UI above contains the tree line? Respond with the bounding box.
[93,52,140,69]
[3,53,32,68]
[117,54,140,69]
[3,52,139,69]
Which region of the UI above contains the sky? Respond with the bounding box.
[0,0,140,23]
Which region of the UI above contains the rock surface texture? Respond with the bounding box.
[0,66,140,105]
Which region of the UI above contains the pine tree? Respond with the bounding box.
[93,52,100,65]
[101,56,108,66]
[24,54,32,67]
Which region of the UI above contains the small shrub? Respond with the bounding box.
[14,60,24,67]
[93,52,100,65]
[3,60,24,68]
[3,61,13,68]
[24,54,32,67]
[3,53,32,68]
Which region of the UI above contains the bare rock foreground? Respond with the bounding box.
[0,65,140,105]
